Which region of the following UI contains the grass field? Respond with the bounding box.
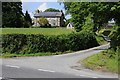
[0,28,74,35]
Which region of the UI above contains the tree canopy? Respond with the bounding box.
[37,17,49,27]
[44,8,60,12]
[24,11,33,27]
[2,2,24,28]
[2,2,33,28]
[63,2,120,32]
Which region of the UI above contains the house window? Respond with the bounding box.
[53,23,55,26]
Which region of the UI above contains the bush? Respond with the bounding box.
[2,31,99,54]
[23,21,31,28]
[40,24,52,28]
[2,34,27,54]
[110,27,120,50]
[37,17,51,28]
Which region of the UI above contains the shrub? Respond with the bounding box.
[110,27,120,50]
[23,21,31,28]
[2,31,99,54]
[2,34,27,54]
[37,17,51,28]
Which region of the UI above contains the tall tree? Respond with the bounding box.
[2,2,24,28]
[24,11,32,27]
[44,8,60,12]
[63,2,120,32]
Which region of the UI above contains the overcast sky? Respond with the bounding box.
[22,2,71,19]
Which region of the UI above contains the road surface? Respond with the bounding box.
[0,43,118,79]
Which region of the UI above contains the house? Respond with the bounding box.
[104,19,115,29]
[66,22,74,29]
[34,11,65,27]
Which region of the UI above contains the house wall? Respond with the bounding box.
[34,17,61,27]
[47,17,60,26]
[34,17,64,27]
[35,18,40,26]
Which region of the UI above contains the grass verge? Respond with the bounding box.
[95,31,107,45]
[1,50,73,58]
[95,35,107,45]
[82,50,118,73]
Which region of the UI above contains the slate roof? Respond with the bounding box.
[34,12,63,18]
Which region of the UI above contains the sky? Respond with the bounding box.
[22,2,71,19]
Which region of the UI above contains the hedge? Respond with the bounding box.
[2,31,99,54]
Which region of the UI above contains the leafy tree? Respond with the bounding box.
[2,2,24,28]
[106,27,120,59]
[24,11,33,27]
[37,17,50,27]
[82,14,94,32]
[44,8,60,12]
[64,2,89,31]
[63,2,120,32]
[65,19,71,27]
[35,9,42,13]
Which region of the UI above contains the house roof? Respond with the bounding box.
[34,12,63,18]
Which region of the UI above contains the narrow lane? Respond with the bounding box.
[2,65,83,78]
[1,44,118,78]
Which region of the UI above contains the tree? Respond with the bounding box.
[37,17,50,27]
[35,9,42,13]
[2,2,25,28]
[82,14,94,32]
[63,2,90,31]
[44,8,60,12]
[65,19,71,27]
[63,2,120,32]
[24,11,33,27]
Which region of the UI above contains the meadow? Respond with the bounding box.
[1,28,74,35]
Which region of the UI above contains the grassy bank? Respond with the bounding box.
[95,35,107,45]
[1,50,73,58]
[1,28,74,35]
[82,50,118,73]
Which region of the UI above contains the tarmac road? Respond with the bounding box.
[0,43,118,79]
